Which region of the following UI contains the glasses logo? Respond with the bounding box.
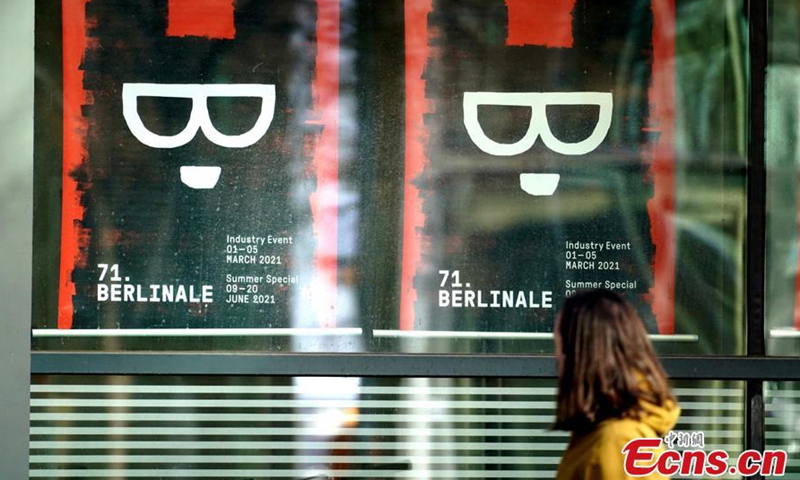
[122,83,276,189]
[463,91,613,196]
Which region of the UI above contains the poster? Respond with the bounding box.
[392,0,677,339]
[35,0,361,341]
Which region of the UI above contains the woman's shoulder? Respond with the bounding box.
[558,412,674,480]
[558,422,649,480]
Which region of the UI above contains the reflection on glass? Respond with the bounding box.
[382,0,746,355]
[767,0,800,355]
[765,382,800,475]
[30,376,743,480]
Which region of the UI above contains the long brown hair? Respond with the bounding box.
[554,289,675,432]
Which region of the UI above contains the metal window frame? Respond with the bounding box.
[26,353,800,380]
[746,0,768,476]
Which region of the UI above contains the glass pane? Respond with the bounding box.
[31,375,743,479]
[767,0,800,354]
[33,0,747,353]
[32,0,367,352]
[376,0,747,356]
[765,382,800,476]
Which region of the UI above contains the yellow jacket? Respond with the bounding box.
[555,400,681,480]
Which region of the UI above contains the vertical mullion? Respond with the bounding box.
[746,0,767,476]
[746,0,767,360]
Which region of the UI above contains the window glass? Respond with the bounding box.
[765,382,800,476]
[33,0,747,353]
[31,375,743,479]
[372,0,747,356]
[767,0,800,354]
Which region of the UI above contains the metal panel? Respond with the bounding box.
[0,0,34,477]
[29,353,800,380]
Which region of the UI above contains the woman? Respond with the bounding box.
[554,289,680,479]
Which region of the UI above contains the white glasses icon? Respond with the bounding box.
[463,91,613,195]
[463,91,612,156]
[122,83,276,149]
[122,83,276,189]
